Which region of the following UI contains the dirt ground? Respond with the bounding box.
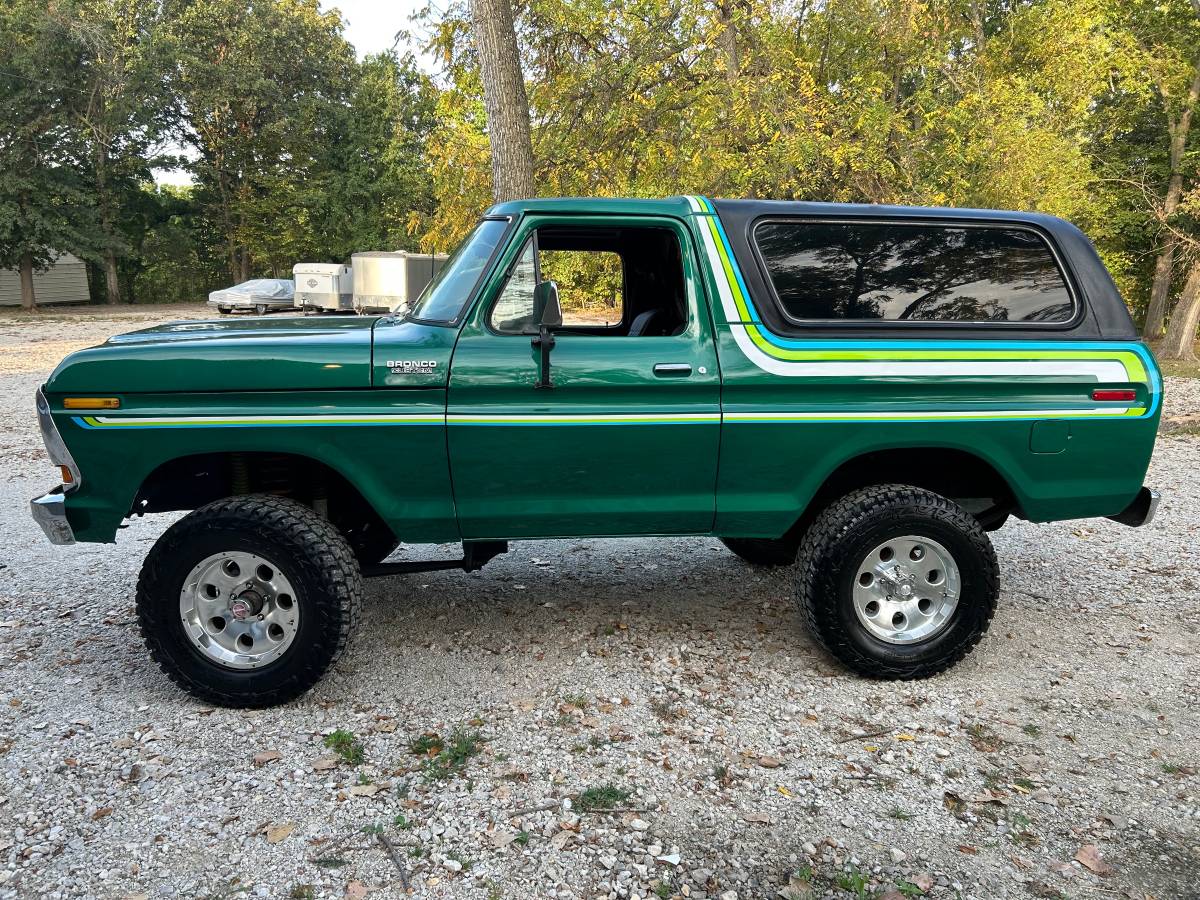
[0,306,1197,900]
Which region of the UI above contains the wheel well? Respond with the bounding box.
[131,452,393,544]
[786,447,1018,539]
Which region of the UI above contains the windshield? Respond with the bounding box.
[405,218,511,323]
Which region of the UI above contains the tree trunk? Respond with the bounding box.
[1160,261,1200,361]
[717,0,741,83]
[470,0,536,202]
[1144,59,1200,338]
[104,249,121,305]
[19,253,36,311]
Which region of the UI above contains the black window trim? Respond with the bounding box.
[747,215,1083,331]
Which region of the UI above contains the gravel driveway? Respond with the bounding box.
[0,307,1197,900]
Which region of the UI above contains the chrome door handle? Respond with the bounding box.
[653,363,692,376]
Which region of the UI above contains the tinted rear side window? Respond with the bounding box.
[753,221,1074,324]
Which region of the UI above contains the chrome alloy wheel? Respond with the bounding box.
[851,535,961,645]
[179,551,299,669]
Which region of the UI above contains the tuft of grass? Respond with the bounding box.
[423,728,484,780]
[562,692,590,709]
[653,881,672,899]
[514,830,530,847]
[835,864,871,899]
[1022,723,1042,737]
[576,783,632,811]
[289,887,315,900]
[888,807,914,820]
[409,733,445,756]
[323,729,364,765]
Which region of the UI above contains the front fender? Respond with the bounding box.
[49,389,457,544]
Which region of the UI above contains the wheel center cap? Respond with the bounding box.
[897,582,913,598]
[230,591,264,621]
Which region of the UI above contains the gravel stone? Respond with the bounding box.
[0,306,1196,899]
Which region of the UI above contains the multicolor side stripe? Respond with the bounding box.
[446,413,719,426]
[682,195,1158,417]
[73,413,722,429]
[74,414,444,429]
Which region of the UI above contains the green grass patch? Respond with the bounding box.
[323,729,364,765]
[576,783,632,811]
[422,728,484,779]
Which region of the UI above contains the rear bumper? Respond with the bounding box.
[1107,487,1160,528]
[30,487,75,545]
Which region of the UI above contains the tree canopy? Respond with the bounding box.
[1,0,1198,356]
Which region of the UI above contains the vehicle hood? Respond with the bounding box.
[46,316,380,393]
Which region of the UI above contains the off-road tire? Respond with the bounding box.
[137,494,362,707]
[721,536,800,567]
[797,484,998,679]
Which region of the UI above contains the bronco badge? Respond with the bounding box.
[387,359,439,375]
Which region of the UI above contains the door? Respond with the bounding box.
[447,215,721,538]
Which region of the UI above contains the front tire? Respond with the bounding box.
[137,495,362,707]
[797,485,998,679]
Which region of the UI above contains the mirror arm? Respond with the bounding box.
[532,324,555,389]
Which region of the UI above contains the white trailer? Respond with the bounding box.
[351,252,447,314]
[293,262,353,312]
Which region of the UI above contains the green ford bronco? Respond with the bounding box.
[31,196,1162,707]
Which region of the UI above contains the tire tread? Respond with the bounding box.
[796,484,998,680]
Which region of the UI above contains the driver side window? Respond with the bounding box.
[490,239,539,334]
[488,224,686,337]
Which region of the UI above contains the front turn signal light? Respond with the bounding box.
[60,465,74,485]
[63,397,120,410]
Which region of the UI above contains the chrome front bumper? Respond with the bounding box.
[30,487,75,545]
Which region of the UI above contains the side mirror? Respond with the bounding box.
[534,280,562,329]
[531,280,560,390]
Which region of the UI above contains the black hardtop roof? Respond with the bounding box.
[710,198,1077,233]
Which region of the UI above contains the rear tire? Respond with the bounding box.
[137,495,361,707]
[721,536,800,567]
[797,484,998,679]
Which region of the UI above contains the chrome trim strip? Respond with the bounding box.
[35,387,81,491]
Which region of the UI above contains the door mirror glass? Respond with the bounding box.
[534,280,562,329]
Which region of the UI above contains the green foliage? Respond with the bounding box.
[575,783,631,811]
[421,728,484,779]
[323,729,364,764]
[2,0,1199,333]
[0,0,104,295]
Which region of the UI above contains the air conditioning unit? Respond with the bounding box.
[351,252,447,314]
[293,263,353,312]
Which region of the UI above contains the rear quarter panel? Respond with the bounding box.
[682,196,1162,537]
